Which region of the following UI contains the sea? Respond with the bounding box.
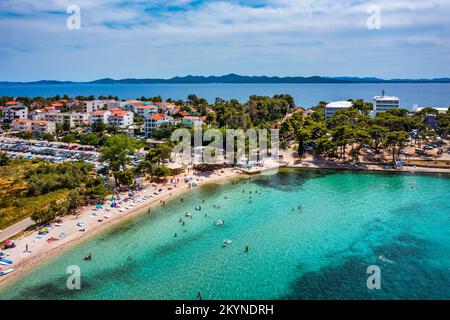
[1,169,450,300]
[1,83,450,109]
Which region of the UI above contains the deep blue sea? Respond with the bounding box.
[1,83,450,109]
[1,169,450,300]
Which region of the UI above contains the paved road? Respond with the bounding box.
[0,218,34,242]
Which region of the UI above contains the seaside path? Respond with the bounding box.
[0,218,33,242]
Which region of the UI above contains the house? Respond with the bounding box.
[81,100,106,113]
[155,102,177,113]
[91,110,111,125]
[414,107,449,129]
[71,112,91,127]
[50,102,65,110]
[103,99,121,110]
[182,116,203,127]
[1,104,28,123]
[144,114,173,136]
[136,105,158,118]
[29,107,58,120]
[373,91,400,114]
[31,120,56,135]
[108,110,134,128]
[120,100,145,113]
[11,118,32,132]
[325,101,353,119]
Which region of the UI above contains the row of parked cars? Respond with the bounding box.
[0,139,99,164]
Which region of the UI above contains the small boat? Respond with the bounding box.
[214,220,224,225]
[223,240,232,246]
[0,268,14,276]
[0,258,13,264]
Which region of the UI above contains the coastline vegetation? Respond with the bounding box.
[1,94,450,227]
[0,159,109,228]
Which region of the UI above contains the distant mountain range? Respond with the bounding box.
[1,74,450,85]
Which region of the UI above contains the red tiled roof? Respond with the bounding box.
[138,105,155,109]
[150,114,166,120]
[91,110,109,116]
[110,110,130,117]
[12,118,29,123]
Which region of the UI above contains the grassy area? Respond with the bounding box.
[0,160,70,230]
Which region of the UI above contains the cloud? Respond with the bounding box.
[0,0,449,80]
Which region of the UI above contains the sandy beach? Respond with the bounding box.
[0,167,242,290]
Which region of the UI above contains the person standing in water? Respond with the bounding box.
[245,245,249,253]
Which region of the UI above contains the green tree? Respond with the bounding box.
[61,134,77,147]
[0,152,9,166]
[99,135,137,186]
[385,131,408,163]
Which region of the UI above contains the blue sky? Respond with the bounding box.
[0,0,449,81]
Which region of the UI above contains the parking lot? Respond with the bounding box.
[0,138,101,167]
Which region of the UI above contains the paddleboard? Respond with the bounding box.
[0,268,14,276]
[0,258,13,264]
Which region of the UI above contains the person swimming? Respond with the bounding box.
[245,245,249,252]
[174,233,178,238]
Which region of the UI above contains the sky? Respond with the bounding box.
[0,0,449,81]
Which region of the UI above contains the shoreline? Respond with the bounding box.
[0,168,242,291]
[2,163,450,291]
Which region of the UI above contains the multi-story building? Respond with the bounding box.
[373,91,400,114]
[144,114,173,136]
[104,100,121,110]
[81,100,106,113]
[31,120,56,135]
[120,100,144,113]
[325,101,353,120]
[1,103,28,123]
[182,116,203,127]
[11,118,32,132]
[136,105,158,118]
[108,110,134,128]
[91,110,111,125]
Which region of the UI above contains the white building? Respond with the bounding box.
[325,101,353,119]
[120,100,144,113]
[103,100,121,110]
[91,110,111,125]
[11,118,32,132]
[31,120,56,135]
[1,103,28,123]
[373,91,400,114]
[108,110,134,128]
[81,100,106,113]
[136,105,158,118]
[144,114,173,136]
[182,116,203,127]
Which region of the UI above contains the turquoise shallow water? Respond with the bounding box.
[1,169,450,300]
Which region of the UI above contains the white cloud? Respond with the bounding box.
[0,0,449,80]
